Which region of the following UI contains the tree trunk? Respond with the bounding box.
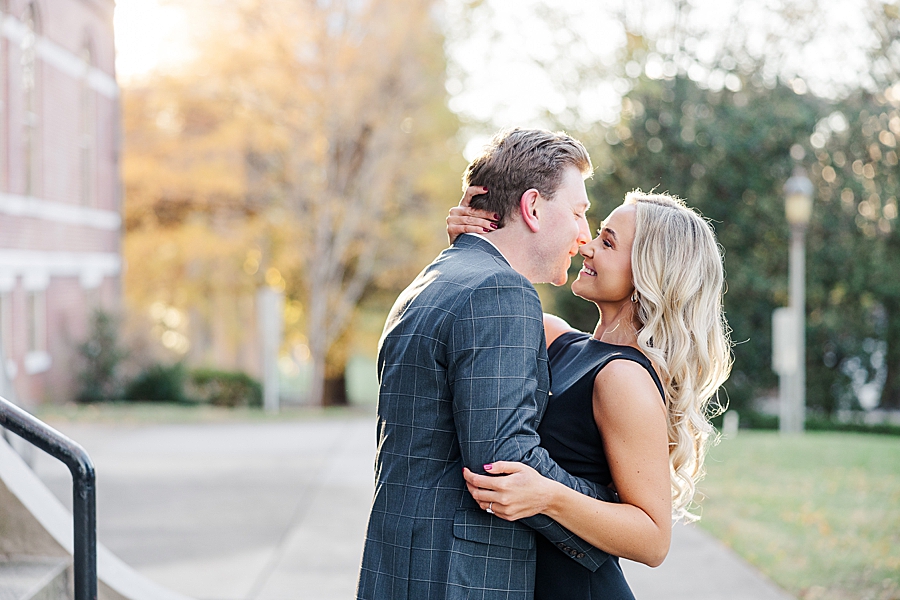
[323,370,348,406]
[305,259,330,406]
[881,299,900,409]
[307,350,326,407]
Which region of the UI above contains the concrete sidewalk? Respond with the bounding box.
[31,414,794,600]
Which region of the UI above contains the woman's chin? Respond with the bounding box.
[570,281,590,301]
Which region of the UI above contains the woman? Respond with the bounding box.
[447,189,732,599]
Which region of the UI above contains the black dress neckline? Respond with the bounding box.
[548,330,666,403]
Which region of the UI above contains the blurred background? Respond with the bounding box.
[1,0,897,415]
[0,1,898,599]
[107,0,900,426]
[99,0,900,425]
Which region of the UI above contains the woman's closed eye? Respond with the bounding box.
[597,229,613,248]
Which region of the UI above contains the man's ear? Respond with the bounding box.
[519,189,541,233]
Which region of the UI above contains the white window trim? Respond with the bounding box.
[1,15,118,99]
[80,46,96,208]
[5,359,17,380]
[80,271,104,290]
[23,272,49,291]
[24,351,50,374]
[0,290,11,365]
[0,193,120,230]
[0,250,121,279]
[26,288,46,356]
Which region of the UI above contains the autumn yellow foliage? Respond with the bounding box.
[123,0,462,404]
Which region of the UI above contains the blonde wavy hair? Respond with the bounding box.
[626,190,733,522]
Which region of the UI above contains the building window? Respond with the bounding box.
[22,2,40,198]
[80,43,95,206]
[23,287,49,374]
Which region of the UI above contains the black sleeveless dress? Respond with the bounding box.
[535,331,665,600]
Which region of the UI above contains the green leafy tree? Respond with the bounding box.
[805,91,900,410]
[550,71,900,415]
[550,74,823,411]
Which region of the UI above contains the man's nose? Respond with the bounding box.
[576,218,591,246]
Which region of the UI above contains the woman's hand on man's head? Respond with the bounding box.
[447,186,500,244]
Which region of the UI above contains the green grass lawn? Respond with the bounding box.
[698,431,900,600]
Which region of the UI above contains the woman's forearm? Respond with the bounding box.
[544,480,671,567]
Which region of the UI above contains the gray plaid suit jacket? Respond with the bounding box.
[357,234,616,600]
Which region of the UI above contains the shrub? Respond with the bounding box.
[124,363,188,403]
[189,369,262,408]
[710,410,900,436]
[806,415,900,436]
[75,310,127,403]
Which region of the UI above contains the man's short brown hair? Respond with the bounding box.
[462,128,593,227]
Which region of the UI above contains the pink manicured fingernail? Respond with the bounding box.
[493,213,500,220]
[483,228,491,232]
[483,187,489,191]
[484,464,492,471]
[490,223,498,230]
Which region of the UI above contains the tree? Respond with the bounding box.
[866,0,900,86]
[122,0,461,405]
[122,67,272,369]
[804,91,900,410]
[199,0,461,406]
[545,73,822,412]
[466,2,900,415]
[857,0,900,408]
[542,65,900,416]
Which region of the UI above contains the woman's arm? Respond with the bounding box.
[542,313,575,348]
[463,360,672,566]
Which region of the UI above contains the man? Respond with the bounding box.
[357,129,617,600]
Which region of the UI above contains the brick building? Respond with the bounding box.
[0,0,120,405]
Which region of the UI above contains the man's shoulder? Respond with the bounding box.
[388,239,538,326]
[438,238,532,291]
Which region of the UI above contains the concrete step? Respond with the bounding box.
[0,557,70,600]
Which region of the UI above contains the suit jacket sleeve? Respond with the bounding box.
[448,275,617,572]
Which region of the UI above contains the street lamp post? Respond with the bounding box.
[781,167,814,433]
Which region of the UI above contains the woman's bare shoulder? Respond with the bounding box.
[543,313,576,348]
[592,359,665,420]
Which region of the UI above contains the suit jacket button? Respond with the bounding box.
[569,550,577,557]
[557,543,565,549]
[576,552,585,559]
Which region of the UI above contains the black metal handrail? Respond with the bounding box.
[0,395,97,600]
